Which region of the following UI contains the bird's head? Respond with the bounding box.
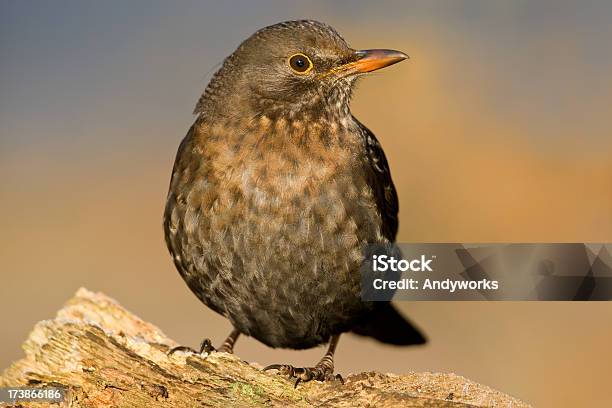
[195,20,408,121]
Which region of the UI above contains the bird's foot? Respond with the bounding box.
[167,338,216,356]
[263,364,344,388]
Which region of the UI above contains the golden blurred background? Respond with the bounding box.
[1,1,611,407]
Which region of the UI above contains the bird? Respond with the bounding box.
[163,19,426,385]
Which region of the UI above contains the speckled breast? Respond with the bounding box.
[164,117,384,348]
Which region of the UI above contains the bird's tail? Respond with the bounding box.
[351,303,427,346]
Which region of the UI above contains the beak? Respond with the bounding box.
[351,49,409,73]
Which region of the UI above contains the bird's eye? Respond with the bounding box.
[288,53,313,74]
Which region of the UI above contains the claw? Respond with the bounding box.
[263,364,283,371]
[167,345,198,356]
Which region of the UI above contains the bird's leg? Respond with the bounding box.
[167,328,240,355]
[264,334,344,387]
[217,328,240,353]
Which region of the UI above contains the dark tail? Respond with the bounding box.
[352,303,427,345]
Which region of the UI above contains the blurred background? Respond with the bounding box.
[1,1,611,406]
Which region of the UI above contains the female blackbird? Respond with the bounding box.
[164,20,425,385]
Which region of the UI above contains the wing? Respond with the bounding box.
[163,124,195,278]
[163,123,226,317]
[350,125,427,345]
[354,117,399,242]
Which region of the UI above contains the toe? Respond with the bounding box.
[263,364,341,387]
[263,364,295,378]
[263,364,283,371]
[198,338,216,354]
[167,345,198,355]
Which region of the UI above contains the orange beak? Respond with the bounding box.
[351,49,409,73]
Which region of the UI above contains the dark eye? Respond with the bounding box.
[288,53,313,74]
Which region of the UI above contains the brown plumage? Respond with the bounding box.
[164,20,425,385]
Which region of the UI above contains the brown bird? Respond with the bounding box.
[163,20,425,385]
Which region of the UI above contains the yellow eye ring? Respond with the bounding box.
[287,53,313,75]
